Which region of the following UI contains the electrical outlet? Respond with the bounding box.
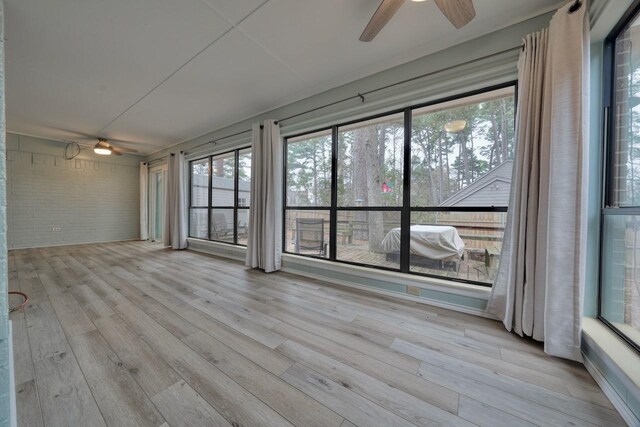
[407,286,420,296]
[52,227,61,232]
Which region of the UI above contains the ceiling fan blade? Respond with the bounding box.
[434,0,475,29]
[113,146,138,153]
[360,0,406,42]
[111,148,123,156]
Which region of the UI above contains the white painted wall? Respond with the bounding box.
[6,133,140,249]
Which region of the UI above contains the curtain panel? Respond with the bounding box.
[246,120,283,273]
[164,152,188,250]
[139,162,149,241]
[487,1,589,361]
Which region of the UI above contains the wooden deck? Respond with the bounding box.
[299,242,497,284]
[9,241,623,426]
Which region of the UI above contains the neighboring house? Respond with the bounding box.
[191,174,250,207]
[439,160,513,207]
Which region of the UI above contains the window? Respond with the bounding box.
[283,85,515,286]
[285,129,332,257]
[188,148,252,246]
[600,3,640,352]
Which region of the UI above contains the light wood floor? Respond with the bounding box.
[9,241,624,427]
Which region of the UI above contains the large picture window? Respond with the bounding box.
[600,2,640,352]
[284,85,515,286]
[189,147,251,246]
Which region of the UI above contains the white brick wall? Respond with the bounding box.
[6,134,140,249]
[0,2,9,424]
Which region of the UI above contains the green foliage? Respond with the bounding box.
[286,94,515,208]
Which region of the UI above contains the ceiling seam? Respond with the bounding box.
[200,0,306,84]
[96,0,272,135]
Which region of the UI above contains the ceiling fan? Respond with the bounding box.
[92,138,138,156]
[63,137,138,159]
[360,0,476,42]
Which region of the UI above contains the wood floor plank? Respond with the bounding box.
[11,313,34,386]
[352,314,501,359]
[67,284,115,321]
[25,302,106,427]
[113,258,287,349]
[15,379,44,427]
[183,331,344,427]
[417,360,603,427]
[277,340,471,426]
[48,291,96,337]
[151,380,232,427]
[94,314,182,396]
[169,350,295,427]
[68,329,166,427]
[17,277,49,307]
[281,363,414,427]
[11,241,623,427]
[112,269,295,376]
[457,395,537,427]
[111,300,193,363]
[271,321,459,415]
[100,272,200,339]
[381,326,575,396]
[499,347,610,407]
[271,309,421,373]
[394,339,622,426]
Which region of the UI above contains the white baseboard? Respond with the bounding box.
[9,321,16,427]
[187,238,246,262]
[8,238,138,251]
[582,351,638,427]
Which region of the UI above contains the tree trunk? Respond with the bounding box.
[365,127,385,252]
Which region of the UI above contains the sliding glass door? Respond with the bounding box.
[149,166,166,242]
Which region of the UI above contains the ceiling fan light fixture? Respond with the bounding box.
[94,146,112,155]
[444,120,467,133]
[411,0,428,2]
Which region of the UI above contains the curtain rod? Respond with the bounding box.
[143,156,165,166]
[186,44,523,154]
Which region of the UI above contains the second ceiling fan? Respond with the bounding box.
[360,0,476,42]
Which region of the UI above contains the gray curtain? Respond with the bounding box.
[487,1,589,361]
[246,120,283,272]
[139,162,149,241]
[164,152,188,249]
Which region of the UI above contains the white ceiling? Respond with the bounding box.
[5,0,561,155]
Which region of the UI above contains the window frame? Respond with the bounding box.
[599,0,640,354]
[283,82,517,287]
[188,146,251,247]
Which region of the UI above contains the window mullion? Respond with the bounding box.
[400,108,412,273]
[330,125,338,260]
[207,156,213,241]
[234,149,239,245]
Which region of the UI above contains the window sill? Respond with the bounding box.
[582,317,640,425]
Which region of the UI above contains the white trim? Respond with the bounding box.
[187,238,246,262]
[582,318,640,426]
[8,238,139,251]
[9,321,16,427]
[281,253,491,300]
[583,352,639,427]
